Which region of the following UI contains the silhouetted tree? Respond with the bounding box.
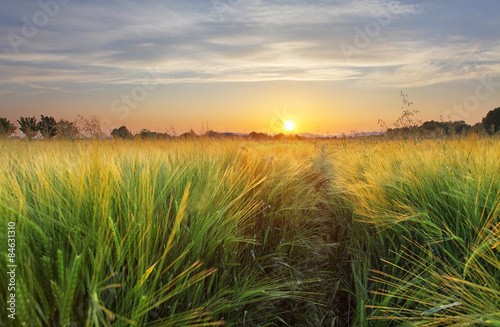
[180,129,197,140]
[111,126,133,139]
[249,131,271,140]
[482,107,500,134]
[204,130,219,138]
[37,115,57,139]
[155,133,170,140]
[77,115,102,139]
[139,129,156,139]
[452,121,470,134]
[274,133,286,140]
[0,117,16,138]
[56,119,80,140]
[17,116,39,140]
[469,122,487,136]
[418,120,471,136]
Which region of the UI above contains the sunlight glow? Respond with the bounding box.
[284,121,295,132]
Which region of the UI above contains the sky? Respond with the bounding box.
[1,0,499,135]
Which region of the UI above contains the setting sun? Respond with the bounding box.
[284,121,295,132]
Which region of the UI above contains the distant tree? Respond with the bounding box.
[419,120,470,136]
[249,131,259,140]
[204,130,219,138]
[452,121,471,134]
[274,133,286,140]
[469,122,487,136]
[139,129,156,139]
[420,120,441,131]
[0,117,16,138]
[180,129,197,140]
[77,115,102,139]
[17,116,39,140]
[249,131,271,140]
[482,107,500,134]
[111,125,133,139]
[56,119,80,140]
[37,115,57,139]
[155,132,170,140]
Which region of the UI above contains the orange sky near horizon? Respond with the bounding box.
[1,1,499,136]
[3,80,497,136]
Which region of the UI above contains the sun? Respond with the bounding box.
[284,121,295,132]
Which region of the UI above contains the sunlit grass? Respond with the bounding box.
[329,136,500,326]
[0,136,499,326]
[0,139,339,326]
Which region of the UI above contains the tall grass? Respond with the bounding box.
[0,139,338,326]
[1,136,499,326]
[330,137,500,325]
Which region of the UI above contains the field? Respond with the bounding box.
[1,136,499,326]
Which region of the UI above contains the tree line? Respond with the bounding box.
[1,107,499,140]
[0,115,240,140]
[384,106,500,138]
[0,115,103,140]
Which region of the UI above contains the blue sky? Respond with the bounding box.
[1,0,499,134]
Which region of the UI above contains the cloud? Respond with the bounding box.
[354,40,500,87]
[0,0,498,92]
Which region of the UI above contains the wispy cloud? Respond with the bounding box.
[0,0,499,93]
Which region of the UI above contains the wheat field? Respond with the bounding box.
[1,136,499,326]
